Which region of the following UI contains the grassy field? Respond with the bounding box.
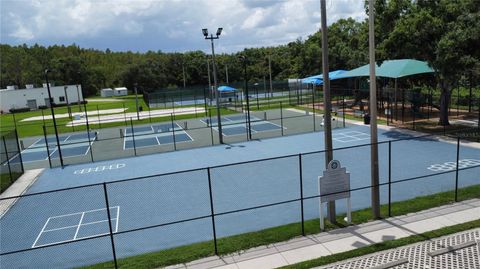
[84,184,480,269]
[0,95,235,138]
[0,172,22,193]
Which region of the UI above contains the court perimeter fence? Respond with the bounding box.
[0,130,24,193]
[1,81,479,170]
[0,129,479,268]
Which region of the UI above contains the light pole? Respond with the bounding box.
[368,0,380,219]
[239,55,252,140]
[45,69,64,167]
[203,27,224,144]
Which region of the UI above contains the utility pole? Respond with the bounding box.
[369,0,381,219]
[320,0,335,223]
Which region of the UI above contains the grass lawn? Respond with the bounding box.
[0,172,22,193]
[84,184,480,269]
[0,95,235,138]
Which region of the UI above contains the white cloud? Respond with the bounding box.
[0,0,366,52]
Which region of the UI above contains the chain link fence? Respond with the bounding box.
[0,129,479,268]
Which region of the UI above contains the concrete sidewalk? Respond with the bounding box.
[165,198,480,269]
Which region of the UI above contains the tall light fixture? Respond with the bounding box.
[202,27,224,144]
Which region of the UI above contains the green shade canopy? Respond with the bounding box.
[337,59,434,79]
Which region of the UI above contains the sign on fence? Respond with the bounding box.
[318,160,351,231]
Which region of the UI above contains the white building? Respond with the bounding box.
[0,84,83,113]
[100,87,127,97]
[113,87,128,96]
[100,88,114,97]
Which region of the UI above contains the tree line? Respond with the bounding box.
[1,0,478,124]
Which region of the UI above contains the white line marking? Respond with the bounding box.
[115,206,120,232]
[32,217,51,248]
[32,207,120,248]
[73,212,85,240]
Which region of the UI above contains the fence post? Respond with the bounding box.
[102,183,118,269]
[342,92,346,128]
[312,87,316,132]
[14,129,24,172]
[41,109,46,126]
[457,87,460,118]
[130,118,137,156]
[12,112,18,131]
[245,113,249,141]
[97,105,102,129]
[207,168,218,255]
[43,125,52,168]
[412,109,415,130]
[280,102,284,136]
[299,154,305,236]
[455,137,460,202]
[84,101,94,162]
[171,113,177,151]
[203,87,208,116]
[122,102,127,126]
[2,136,13,183]
[388,141,392,217]
[209,108,214,145]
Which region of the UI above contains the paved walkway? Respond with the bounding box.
[316,228,479,269]
[165,198,480,269]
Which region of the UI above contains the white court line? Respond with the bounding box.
[250,120,287,130]
[32,207,119,248]
[32,217,52,248]
[73,212,85,240]
[115,206,120,232]
[43,218,118,233]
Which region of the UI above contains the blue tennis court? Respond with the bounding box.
[123,123,193,149]
[11,132,97,163]
[1,124,479,268]
[201,114,284,136]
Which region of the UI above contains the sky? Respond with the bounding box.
[0,0,366,54]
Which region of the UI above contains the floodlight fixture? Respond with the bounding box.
[202,28,208,37]
[216,27,223,36]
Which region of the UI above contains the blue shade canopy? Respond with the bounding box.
[302,70,348,85]
[218,86,238,92]
[337,59,434,79]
